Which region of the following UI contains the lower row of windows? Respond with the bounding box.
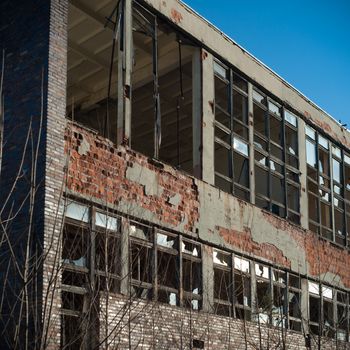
[61,201,350,348]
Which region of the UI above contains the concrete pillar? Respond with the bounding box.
[201,50,215,184]
[300,278,309,336]
[120,217,130,295]
[118,0,132,145]
[248,82,255,204]
[192,48,201,178]
[298,118,308,229]
[202,245,214,312]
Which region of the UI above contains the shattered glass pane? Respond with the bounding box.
[157,233,176,249]
[130,223,151,240]
[213,250,230,266]
[255,264,269,279]
[182,241,200,257]
[234,257,250,273]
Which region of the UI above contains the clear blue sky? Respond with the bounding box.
[185,0,350,127]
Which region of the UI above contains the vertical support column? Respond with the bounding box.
[118,0,132,145]
[298,119,308,229]
[250,260,257,317]
[120,217,130,295]
[248,83,255,204]
[201,49,215,184]
[192,48,201,178]
[201,245,214,313]
[300,278,309,337]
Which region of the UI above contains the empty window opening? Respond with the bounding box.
[131,2,199,174]
[66,0,123,143]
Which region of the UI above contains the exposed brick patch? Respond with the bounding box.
[218,226,291,268]
[262,211,350,288]
[65,123,199,232]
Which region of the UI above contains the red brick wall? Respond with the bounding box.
[66,123,199,232]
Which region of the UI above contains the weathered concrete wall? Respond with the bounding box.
[66,123,350,290]
[142,0,350,150]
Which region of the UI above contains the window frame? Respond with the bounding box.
[214,59,250,202]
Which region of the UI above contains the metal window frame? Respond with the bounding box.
[306,125,349,247]
[214,59,250,200]
[253,90,298,219]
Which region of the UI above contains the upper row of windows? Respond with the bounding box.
[214,60,300,225]
[213,59,349,248]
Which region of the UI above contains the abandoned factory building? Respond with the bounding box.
[1,0,350,349]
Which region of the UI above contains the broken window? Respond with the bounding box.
[131,2,200,174]
[255,263,271,324]
[62,202,93,349]
[306,126,350,246]
[130,222,153,299]
[308,282,339,338]
[336,291,348,341]
[288,274,302,331]
[213,249,232,316]
[213,251,251,320]
[214,60,250,201]
[66,0,123,143]
[156,231,202,309]
[254,94,298,220]
[272,270,286,327]
[95,213,121,293]
[308,281,321,335]
[182,240,202,310]
[323,286,335,338]
[234,256,251,321]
